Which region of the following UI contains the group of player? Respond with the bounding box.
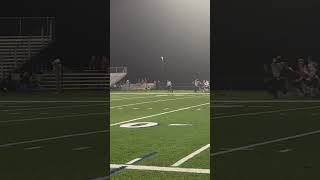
[265,56,320,98]
[193,79,210,93]
[165,79,210,93]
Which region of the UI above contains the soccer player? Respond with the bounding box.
[167,80,173,93]
[52,58,62,93]
[193,79,200,93]
[270,57,284,98]
[306,58,319,96]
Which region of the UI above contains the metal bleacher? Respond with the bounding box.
[38,72,109,90]
[0,17,54,79]
[37,67,127,90]
[110,67,127,86]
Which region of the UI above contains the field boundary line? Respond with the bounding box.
[0,130,107,148]
[111,93,209,95]
[171,144,210,167]
[215,100,320,103]
[111,96,163,102]
[1,112,106,123]
[0,101,108,103]
[215,105,320,119]
[211,129,320,156]
[111,96,202,109]
[110,164,210,174]
[110,103,209,126]
[2,104,106,112]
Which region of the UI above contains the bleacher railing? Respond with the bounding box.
[0,17,55,37]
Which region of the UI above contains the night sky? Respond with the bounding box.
[111,0,210,83]
[1,0,109,66]
[2,0,320,88]
[213,0,320,89]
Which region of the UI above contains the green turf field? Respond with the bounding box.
[213,91,320,180]
[110,91,210,180]
[0,91,108,180]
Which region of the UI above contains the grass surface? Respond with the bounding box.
[0,91,108,180]
[110,91,210,180]
[213,91,320,180]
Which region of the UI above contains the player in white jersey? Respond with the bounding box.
[203,80,210,92]
[166,80,173,93]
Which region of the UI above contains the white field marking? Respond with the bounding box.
[6,105,30,108]
[111,92,209,95]
[3,103,106,112]
[110,96,201,109]
[1,112,106,124]
[111,103,209,127]
[111,96,165,102]
[215,105,320,120]
[0,130,107,148]
[197,108,202,110]
[163,108,169,110]
[168,124,192,126]
[211,129,320,156]
[24,146,42,150]
[133,107,139,110]
[247,105,273,108]
[148,108,153,109]
[171,144,210,167]
[125,158,142,165]
[247,105,272,108]
[215,100,320,103]
[279,149,292,153]
[72,146,91,151]
[213,105,243,108]
[220,147,254,151]
[0,101,108,103]
[110,164,210,174]
[215,113,225,115]
[117,108,123,110]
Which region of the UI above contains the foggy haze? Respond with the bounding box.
[111,0,210,83]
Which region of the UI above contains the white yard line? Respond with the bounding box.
[110,103,209,127]
[1,112,106,123]
[0,101,108,103]
[215,100,320,103]
[214,105,243,108]
[24,146,42,150]
[125,158,142,165]
[171,144,210,167]
[279,149,292,153]
[111,96,166,102]
[112,92,209,95]
[110,96,199,109]
[211,129,320,156]
[0,130,107,148]
[72,146,91,151]
[2,104,106,112]
[215,105,320,119]
[110,164,210,174]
